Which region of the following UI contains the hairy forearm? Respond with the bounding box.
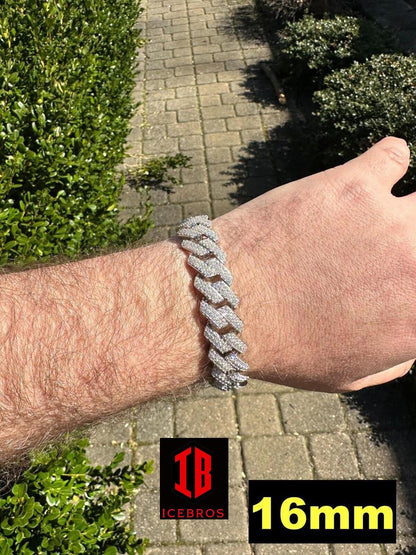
[0,237,209,462]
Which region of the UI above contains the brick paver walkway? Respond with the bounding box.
[87,0,416,553]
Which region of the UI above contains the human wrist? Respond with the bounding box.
[211,210,290,383]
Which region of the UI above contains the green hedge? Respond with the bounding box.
[0,0,148,266]
[0,437,152,554]
[279,14,397,84]
[314,54,416,193]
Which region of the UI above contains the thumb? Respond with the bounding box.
[334,137,410,196]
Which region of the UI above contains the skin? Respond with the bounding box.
[0,136,413,463]
[213,136,414,391]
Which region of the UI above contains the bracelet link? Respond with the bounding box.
[177,214,249,391]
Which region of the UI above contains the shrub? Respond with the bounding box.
[313,54,416,193]
[0,0,150,267]
[0,437,152,554]
[257,0,311,25]
[279,14,397,84]
[257,0,361,26]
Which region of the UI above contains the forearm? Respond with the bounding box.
[0,237,209,462]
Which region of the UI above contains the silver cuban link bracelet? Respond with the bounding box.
[176,214,249,391]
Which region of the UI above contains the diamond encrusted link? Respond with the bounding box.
[188,255,233,285]
[204,325,247,355]
[177,214,249,390]
[194,276,239,308]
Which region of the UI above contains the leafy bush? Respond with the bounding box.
[0,437,152,554]
[313,54,416,193]
[0,0,150,266]
[257,0,311,25]
[279,14,397,83]
[257,0,361,26]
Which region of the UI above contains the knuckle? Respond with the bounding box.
[380,137,410,166]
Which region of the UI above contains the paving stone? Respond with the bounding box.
[243,436,313,480]
[205,544,251,555]
[166,24,189,35]
[200,97,221,111]
[152,203,183,226]
[202,105,235,119]
[179,487,248,542]
[149,88,176,100]
[147,42,165,53]
[279,391,346,433]
[396,480,416,536]
[133,489,176,543]
[196,73,218,85]
[199,82,230,95]
[167,97,198,111]
[194,43,221,54]
[237,393,283,436]
[172,32,190,42]
[219,41,242,52]
[194,52,215,64]
[235,102,259,116]
[179,134,204,150]
[149,48,173,61]
[86,442,130,468]
[146,79,167,91]
[175,65,195,77]
[205,131,241,147]
[164,39,190,51]
[88,413,131,444]
[136,225,170,245]
[228,438,245,487]
[354,431,416,479]
[183,200,211,218]
[176,86,198,99]
[212,198,238,217]
[134,442,159,490]
[309,433,359,479]
[167,121,201,137]
[177,107,200,121]
[119,183,142,207]
[164,55,193,68]
[146,59,165,71]
[333,546,382,555]
[143,137,179,154]
[206,147,232,164]
[180,165,207,184]
[204,119,227,133]
[147,111,178,125]
[166,75,196,88]
[226,115,262,131]
[225,60,246,71]
[208,163,233,183]
[143,124,167,141]
[176,396,238,437]
[127,126,142,143]
[135,399,174,443]
[217,70,243,82]
[385,536,416,554]
[181,148,206,165]
[192,27,219,38]
[147,68,174,80]
[254,546,329,554]
[169,183,209,203]
[214,51,244,62]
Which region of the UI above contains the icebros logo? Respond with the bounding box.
[160,438,228,519]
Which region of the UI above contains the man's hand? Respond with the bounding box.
[214,136,414,392]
